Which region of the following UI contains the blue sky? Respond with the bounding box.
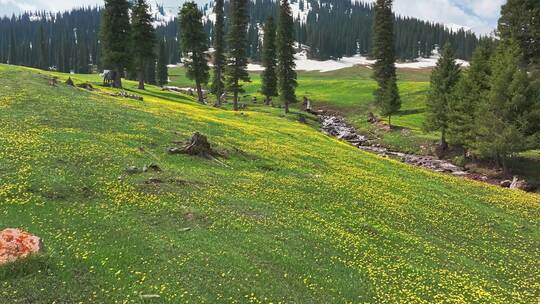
[0,0,503,35]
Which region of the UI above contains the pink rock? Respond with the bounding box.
[0,228,43,265]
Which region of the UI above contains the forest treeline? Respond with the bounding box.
[0,0,480,72]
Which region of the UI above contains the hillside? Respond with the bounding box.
[1,64,539,303]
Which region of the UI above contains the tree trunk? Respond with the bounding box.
[440,128,448,151]
[502,158,509,176]
[196,80,203,103]
[137,69,145,90]
[284,99,289,114]
[113,66,122,88]
[233,79,239,111]
[216,90,222,106]
[388,115,392,129]
[265,96,270,106]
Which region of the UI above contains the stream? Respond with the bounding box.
[319,114,495,182]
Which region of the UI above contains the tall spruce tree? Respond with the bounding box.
[157,39,168,86]
[447,41,494,154]
[277,0,297,113]
[372,0,400,125]
[498,0,540,65]
[145,60,157,85]
[225,0,250,110]
[131,0,156,90]
[76,30,90,74]
[8,29,16,65]
[211,0,226,105]
[261,16,278,106]
[474,41,536,172]
[100,0,131,88]
[424,43,461,150]
[38,23,48,70]
[179,2,210,103]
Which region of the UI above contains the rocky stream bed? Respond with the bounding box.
[319,114,533,191]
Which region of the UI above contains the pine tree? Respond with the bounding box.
[8,29,16,65]
[225,0,250,110]
[277,0,297,113]
[424,43,461,150]
[380,76,400,126]
[498,0,540,65]
[261,16,278,106]
[372,0,400,125]
[76,30,90,74]
[211,0,226,105]
[100,0,131,88]
[447,41,494,154]
[145,59,156,85]
[131,0,156,90]
[474,40,536,172]
[38,23,48,70]
[179,2,210,103]
[157,39,168,86]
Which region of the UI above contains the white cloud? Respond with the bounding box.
[365,0,502,35]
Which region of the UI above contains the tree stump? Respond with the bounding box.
[65,77,74,86]
[168,132,218,158]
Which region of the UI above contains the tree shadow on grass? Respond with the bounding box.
[0,254,49,281]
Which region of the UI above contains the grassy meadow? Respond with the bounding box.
[0,64,539,303]
[170,65,438,153]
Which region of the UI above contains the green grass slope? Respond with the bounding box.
[169,66,436,153]
[1,65,539,303]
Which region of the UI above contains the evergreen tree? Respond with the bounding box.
[100,0,131,88]
[38,23,48,70]
[474,41,538,172]
[145,60,157,85]
[225,0,250,110]
[131,0,156,90]
[8,29,16,65]
[424,43,461,150]
[372,0,400,125]
[76,30,90,74]
[447,41,494,154]
[211,0,226,105]
[498,0,540,65]
[380,76,400,126]
[179,2,210,103]
[276,0,297,113]
[157,39,168,86]
[261,16,278,105]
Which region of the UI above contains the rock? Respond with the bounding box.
[452,171,469,176]
[77,83,94,90]
[108,91,143,101]
[48,77,58,87]
[510,176,530,191]
[500,180,512,188]
[168,147,183,154]
[0,228,43,265]
[367,112,379,124]
[145,177,164,184]
[126,166,140,174]
[145,163,161,172]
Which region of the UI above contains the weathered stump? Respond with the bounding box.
[168,132,218,158]
[65,77,74,86]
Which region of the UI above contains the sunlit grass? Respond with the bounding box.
[0,64,539,303]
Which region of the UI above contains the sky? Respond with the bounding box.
[0,0,504,35]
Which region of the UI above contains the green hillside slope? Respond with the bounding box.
[1,65,539,303]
